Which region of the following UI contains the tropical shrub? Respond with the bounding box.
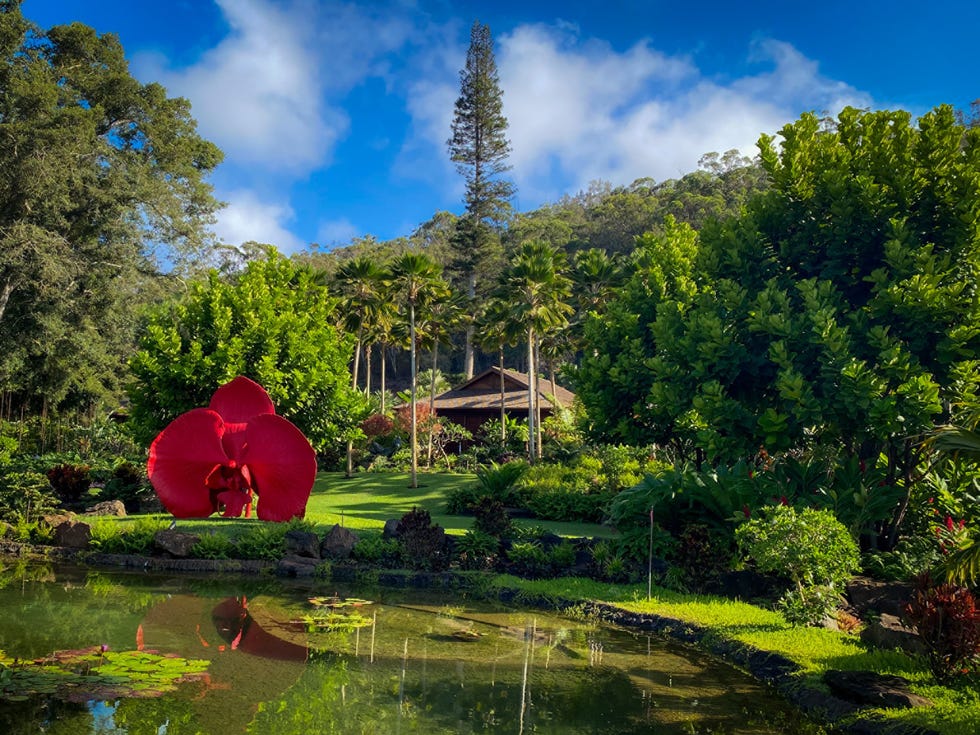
[396,507,447,570]
[235,521,314,561]
[671,523,731,592]
[471,497,512,538]
[190,532,236,560]
[453,530,499,571]
[736,505,860,625]
[444,461,528,514]
[0,470,59,523]
[45,463,91,503]
[350,533,400,566]
[904,575,980,683]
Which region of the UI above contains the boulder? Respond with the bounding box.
[846,576,914,618]
[276,555,320,578]
[154,530,201,558]
[860,613,927,656]
[823,669,933,709]
[321,524,360,559]
[42,513,75,528]
[53,519,91,548]
[383,518,401,539]
[84,500,127,517]
[284,529,321,559]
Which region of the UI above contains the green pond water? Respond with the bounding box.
[0,561,823,734]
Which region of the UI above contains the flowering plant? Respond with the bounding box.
[147,377,316,521]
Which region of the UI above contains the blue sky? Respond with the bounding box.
[22,0,980,254]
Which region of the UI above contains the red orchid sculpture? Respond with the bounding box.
[148,377,317,521]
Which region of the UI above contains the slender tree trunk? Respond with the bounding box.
[0,277,14,324]
[365,343,372,396]
[527,327,536,464]
[346,329,363,478]
[535,337,543,459]
[380,342,387,415]
[426,341,439,466]
[499,350,506,443]
[410,302,418,488]
[464,273,476,378]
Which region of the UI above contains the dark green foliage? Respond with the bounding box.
[97,461,151,512]
[505,540,550,578]
[471,497,512,538]
[234,519,315,561]
[453,529,499,571]
[672,523,731,593]
[45,464,91,503]
[903,575,980,683]
[350,533,401,566]
[0,3,222,412]
[445,460,527,513]
[396,507,447,570]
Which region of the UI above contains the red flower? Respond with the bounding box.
[148,377,317,522]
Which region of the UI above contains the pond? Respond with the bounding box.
[0,561,822,734]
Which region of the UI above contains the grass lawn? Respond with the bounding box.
[117,471,614,539]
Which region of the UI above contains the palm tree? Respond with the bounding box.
[498,242,572,463]
[333,257,386,390]
[476,297,522,443]
[391,252,449,488]
[333,257,386,477]
[416,290,468,465]
[924,425,980,583]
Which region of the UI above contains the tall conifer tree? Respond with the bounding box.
[448,20,515,377]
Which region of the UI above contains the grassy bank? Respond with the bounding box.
[487,576,979,735]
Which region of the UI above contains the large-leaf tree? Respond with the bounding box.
[128,251,364,456]
[576,105,980,546]
[0,2,223,412]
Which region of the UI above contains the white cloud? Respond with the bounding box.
[213,189,306,253]
[136,0,414,175]
[137,0,340,173]
[497,26,873,199]
[401,23,875,205]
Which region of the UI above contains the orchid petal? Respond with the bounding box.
[242,414,317,522]
[148,409,228,518]
[209,376,276,424]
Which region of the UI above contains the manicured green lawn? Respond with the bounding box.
[306,471,614,537]
[124,471,614,539]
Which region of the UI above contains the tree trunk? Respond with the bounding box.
[526,327,536,464]
[409,302,418,488]
[499,350,506,443]
[0,277,14,324]
[380,343,387,415]
[364,342,372,396]
[426,341,439,466]
[535,337,543,459]
[463,272,476,378]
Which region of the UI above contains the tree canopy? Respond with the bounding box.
[0,1,223,413]
[128,252,363,453]
[575,106,980,467]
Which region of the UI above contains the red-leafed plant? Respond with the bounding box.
[147,376,317,521]
[46,463,91,503]
[360,414,394,439]
[903,574,980,683]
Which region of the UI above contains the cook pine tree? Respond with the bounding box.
[448,20,515,378]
